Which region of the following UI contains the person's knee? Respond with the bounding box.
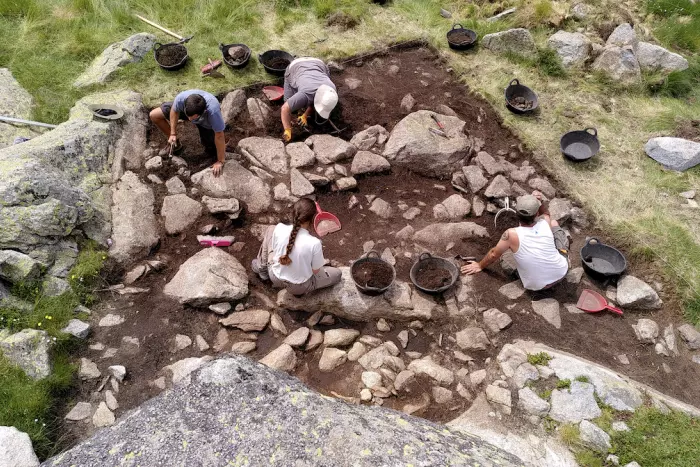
[149,107,165,123]
[327,267,342,285]
[550,219,560,228]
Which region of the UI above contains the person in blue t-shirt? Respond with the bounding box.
[149,89,226,176]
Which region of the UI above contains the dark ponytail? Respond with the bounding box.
[279,198,316,266]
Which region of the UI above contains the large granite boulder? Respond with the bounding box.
[616,275,662,310]
[191,160,272,213]
[592,46,641,83]
[0,329,51,380]
[43,356,524,466]
[413,222,489,246]
[547,31,591,68]
[109,171,159,264]
[0,68,43,148]
[0,249,41,283]
[0,426,39,467]
[74,33,156,88]
[238,137,289,174]
[220,89,247,125]
[160,194,202,235]
[635,42,688,73]
[606,23,638,49]
[383,111,473,177]
[0,90,148,253]
[305,134,356,164]
[163,248,248,306]
[645,137,700,172]
[482,28,537,58]
[277,268,439,321]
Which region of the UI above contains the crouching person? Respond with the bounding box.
[252,198,341,296]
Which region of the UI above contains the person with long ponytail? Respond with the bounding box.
[252,197,341,296]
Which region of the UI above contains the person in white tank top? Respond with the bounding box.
[461,192,570,291]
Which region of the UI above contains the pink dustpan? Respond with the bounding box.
[262,86,284,101]
[313,202,341,237]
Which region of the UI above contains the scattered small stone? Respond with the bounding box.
[145,156,163,170]
[617,354,630,365]
[324,329,360,347]
[173,334,192,351]
[195,335,210,352]
[432,386,453,404]
[400,93,416,112]
[65,402,93,421]
[566,267,584,284]
[284,327,310,348]
[105,390,118,411]
[98,314,124,327]
[632,318,659,344]
[397,330,409,349]
[108,365,126,382]
[579,420,611,453]
[498,281,525,300]
[483,308,513,334]
[231,341,256,354]
[89,343,105,351]
[213,329,230,352]
[680,190,695,199]
[678,324,700,350]
[319,315,335,325]
[319,348,347,372]
[62,319,91,339]
[235,303,245,312]
[377,319,391,332]
[347,342,368,361]
[485,385,512,413]
[612,421,630,432]
[360,388,372,401]
[402,207,421,220]
[220,310,271,332]
[101,348,118,359]
[79,358,101,380]
[531,299,562,329]
[151,377,166,390]
[305,330,324,351]
[306,310,323,327]
[92,402,115,428]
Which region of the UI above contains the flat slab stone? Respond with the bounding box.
[290,168,315,197]
[482,308,512,334]
[305,134,357,164]
[220,309,270,332]
[238,137,289,174]
[110,171,159,263]
[549,381,601,423]
[191,160,272,214]
[645,137,700,172]
[531,299,561,329]
[287,142,316,168]
[65,402,93,421]
[413,222,488,246]
[201,196,241,218]
[499,281,525,300]
[351,151,391,175]
[161,194,202,235]
[616,275,662,310]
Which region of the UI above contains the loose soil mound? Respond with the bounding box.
[266,57,290,70]
[352,261,394,290]
[156,44,187,66]
[448,30,475,46]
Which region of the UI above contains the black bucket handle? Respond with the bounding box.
[153,42,162,52]
[584,237,600,248]
[452,24,464,30]
[219,43,225,52]
[585,128,598,136]
[508,78,520,87]
[418,252,432,261]
[363,250,380,259]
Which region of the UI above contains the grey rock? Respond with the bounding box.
[617,275,662,309]
[42,276,71,297]
[161,194,202,235]
[571,3,588,19]
[592,46,641,84]
[434,194,470,220]
[400,93,416,112]
[105,390,118,411]
[396,225,415,240]
[201,196,241,218]
[0,426,39,466]
[324,329,360,347]
[513,363,539,388]
[413,222,488,246]
[547,31,591,67]
[209,302,231,315]
[394,370,416,391]
[286,142,316,168]
[362,371,382,389]
[483,308,512,333]
[549,381,602,423]
[164,357,214,385]
[0,329,51,379]
[124,264,147,284]
[0,250,41,283]
[369,198,394,219]
[518,387,550,416]
[345,78,361,90]
[497,344,528,378]
[79,358,101,380]
[145,156,162,170]
[319,348,347,372]
[98,314,124,327]
[246,98,271,129]
[62,319,91,339]
[74,33,156,87]
[351,151,390,175]
[305,330,323,351]
[164,248,248,306]
[482,28,537,58]
[531,299,562,329]
[383,110,473,177]
[566,267,584,284]
[305,134,357,164]
[192,160,271,213]
[174,334,192,351]
[528,178,556,198]
[347,342,367,361]
[239,137,288,174]
[335,176,357,191]
[474,151,504,176]
[284,327,310,348]
[92,401,115,428]
[548,198,573,223]
[484,175,511,198]
[110,171,159,263]
[147,174,163,184]
[350,125,388,152]
[645,137,700,172]
[498,281,525,300]
[456,327,490,351]
[509,164,536,183]
[663,324,679,356]
[436,105,458,117]
[407,357,454,386]
[46,357,524,466]
[402,207,421,220]
[290,168,315,197]
[260,344,297,372]
[273,183,297,203]
[220,89,247,124]
[611,421,630,432]
[0,68,41,148]
[680,189,696,199]
[636,41,688,73]
[463,165,489,193]
[579,420,611,453]
[65,402,93,421]
[195,335,210,352]
[219,309,270,332]
[606,23,638,48]
[397,330,409,349]
[678,324,700,350]
[485,385,512,409]
[231,341,256,354]
[432,386,453,404]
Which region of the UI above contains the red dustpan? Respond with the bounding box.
[262,86,284,101]
[577,289,623,315]
[313,202,341,237]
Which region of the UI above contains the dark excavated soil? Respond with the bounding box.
[156,44,187,66]
[414,263,454,291]
[352,261,394,290]
[448,30,476,46]
[267,57,290,70]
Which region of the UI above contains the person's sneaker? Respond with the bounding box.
[251,259,269,281]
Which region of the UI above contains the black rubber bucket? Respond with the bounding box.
[154,42,188,71]
[410,253,459,295]
[580,238,627,281]
[504,79,539,114]
[258,50,294,76]
[351,251,396,296]
[447,24,478,50]
[561,128,600,162]
[220,43,251,69]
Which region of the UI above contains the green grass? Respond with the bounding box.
[574,375,591,384]
[527,351,553,366]
[67,240,108,305]
[556,378,571,389]
[646,0,700,52]
[646,56,700,99]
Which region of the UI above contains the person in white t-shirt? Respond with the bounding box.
[252,198,341,296]
[461,192,570,291]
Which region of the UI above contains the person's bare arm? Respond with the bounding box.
[281,102,293,130]
[168,108,179,144]
[212,131,226,177]
[532,190,552,225]
[461,229,514,275]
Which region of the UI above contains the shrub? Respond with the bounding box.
[527,351,553,366]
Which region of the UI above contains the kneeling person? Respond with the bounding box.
[461,192,569,291]
[252,198,341,296]
[149,89,226,176]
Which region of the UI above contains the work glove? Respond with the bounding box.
[282,128,292,143]
[297,114,308,129]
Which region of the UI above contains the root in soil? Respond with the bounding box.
[266,57,290,70]
[352,261,394,290]
[509,96,534,111]
[157,45,187,66]
[448,30,475,46]
[414,264,453,290]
